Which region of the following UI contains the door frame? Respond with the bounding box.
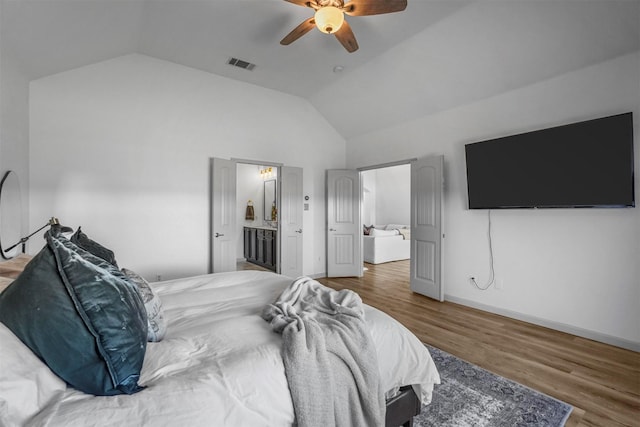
[358,159,415,277]
[354,157,444,301]
[325,160,416,278]
[231,158,282,272]
[214,158,304,276]
[357,159,416,173]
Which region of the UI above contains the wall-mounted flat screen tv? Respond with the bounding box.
[465,112,635,209]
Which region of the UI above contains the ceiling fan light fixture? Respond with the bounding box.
[314,6,344,34]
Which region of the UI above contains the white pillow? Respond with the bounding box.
[122,268,167,342]
[369,228,400,237]
[0,322,66,426]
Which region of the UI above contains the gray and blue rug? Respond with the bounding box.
[415,345,573,427]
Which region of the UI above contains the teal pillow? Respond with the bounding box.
[0,230,147,396]
[70,226,119,267]
[121,268,167,342]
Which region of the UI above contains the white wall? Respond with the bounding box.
[346,52,640,348]
[29,54,345,280]
[22,48,640,348]
[375,165,410,226]
[361,170,376,226]
[0,12,30,241]
[362,165,411,227]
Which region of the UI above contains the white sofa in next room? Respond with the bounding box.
[363,224,410,264]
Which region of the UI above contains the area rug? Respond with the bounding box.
[414,345,573,427]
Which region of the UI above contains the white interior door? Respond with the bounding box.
[410,155,444,300]
[210,158,237,273]
[326,169,362,278]
[279,166,303,278]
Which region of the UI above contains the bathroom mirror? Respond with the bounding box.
[264,179,276,221]
[0,171,23,259]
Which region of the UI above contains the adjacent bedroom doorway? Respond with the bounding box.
[361,163,411,287]
[326,155,444,301]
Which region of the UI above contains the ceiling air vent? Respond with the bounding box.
[227,57,256,71]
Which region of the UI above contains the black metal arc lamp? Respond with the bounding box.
[3,217,73,254]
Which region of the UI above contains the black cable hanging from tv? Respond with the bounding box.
[470,210,495,291]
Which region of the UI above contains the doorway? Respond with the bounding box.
[361,164,411,282]
[326,155,443,301]
[210,158,303,277]
[236,163,278,272]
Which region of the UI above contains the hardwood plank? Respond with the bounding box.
[0,254,33,279]
[318,260,640,427]
[236,260,272,272]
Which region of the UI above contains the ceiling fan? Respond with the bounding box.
[280,0,408,53]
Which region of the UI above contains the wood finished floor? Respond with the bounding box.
[315,260,640,427]
[237,260,272,272]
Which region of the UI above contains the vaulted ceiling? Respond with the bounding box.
[2,0,639,139]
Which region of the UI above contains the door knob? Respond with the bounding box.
[295,229,302,233]
[329,228,337,232]
[215,232,224,238]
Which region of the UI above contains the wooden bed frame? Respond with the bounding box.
[385,385,421,427]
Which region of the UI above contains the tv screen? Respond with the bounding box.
[465,112,635,209]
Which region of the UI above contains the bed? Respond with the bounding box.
[0,228,439,427]
[363,225,411,264]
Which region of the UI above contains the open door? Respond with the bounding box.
[410,155,444,300]
[210,158,237,273]
[326,169,362,277]
[279,166,303,277]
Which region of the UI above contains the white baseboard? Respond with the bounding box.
[444,294,640,352]
[295,275,639,352]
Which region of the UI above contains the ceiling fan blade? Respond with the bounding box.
[334,20,359,52]
[280,17,316,45]
[343,0,407,16]
[283,0,318,9]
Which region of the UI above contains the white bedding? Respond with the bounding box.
[8,271,439,427]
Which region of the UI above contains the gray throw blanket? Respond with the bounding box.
[262,277,384,427]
